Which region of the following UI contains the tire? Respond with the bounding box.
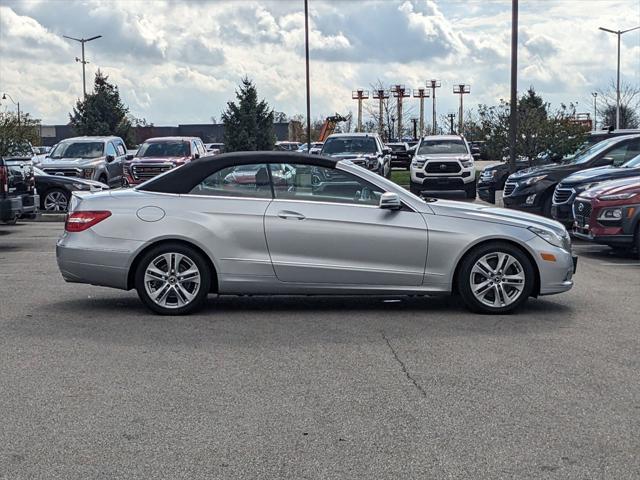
[465,180,477,199]
[457,241,535,314]
[541,194,553,218]
[2,215,18,225]
[135,243,212,315]
[98,174,108,185]
[42,188,70,212]
[635,223,640,260]
[409,181,422,196]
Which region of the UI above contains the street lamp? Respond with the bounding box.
[1,93,20,125]
[303,0,311,152]
[63,34,102,99]
[591,92,598,131]
[598,25,640,129]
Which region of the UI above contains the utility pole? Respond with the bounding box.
[447,113,456,134]
[411,118,418,140]
[598,26,640,130]
[508,0,518,173]
[63,35,102,99]
[351,89,369,132]
[372,89,389,139]
[304,0,311,152]
[427,79,441,134]
[1,93,20,126]
[391,85,410,141]
[592,92,598,131]
[412,87,430,137]
[453,84,471,134]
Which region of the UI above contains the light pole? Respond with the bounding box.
[508,0,518,173]
[351,89,369,132]
[412,88,430,137]
[1,93,20,125]
[598,25,640,130]
[453,84,470,134]
[303,0,311,152]
[63,34,102,99]
[591,92,598,131]
[427,79,441,134]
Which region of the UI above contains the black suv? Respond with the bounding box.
[1,145,39,223]
[478,129,640,204]
[503,135,640,218]
[552,152,640,225]
[386,142,412,169]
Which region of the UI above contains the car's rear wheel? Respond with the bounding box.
[457,242,535,314]
[43,188,70,212]
[135,243,211,315]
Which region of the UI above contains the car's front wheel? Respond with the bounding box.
[457,242,535,314]
[465,180,477,199]
[135,243,211,315]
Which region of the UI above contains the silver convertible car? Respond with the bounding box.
[57,152,576,315]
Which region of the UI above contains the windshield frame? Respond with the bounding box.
[321,136,378,156]
[136,141,191,158]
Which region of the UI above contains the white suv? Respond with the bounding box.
[410,135,476,198]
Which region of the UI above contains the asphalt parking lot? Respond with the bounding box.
[1,221,639,479]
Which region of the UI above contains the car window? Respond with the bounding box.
[189,163,272,198]
[270,163,383,206]
[106,143,117,157]
[417,139,468,155]
[115,143,126,156]
[322,137,378,155]
[49,141,104,159]
[623,140,640,161]
[137,141,190,157]
[197,141,206,157]
[605,144,630,166]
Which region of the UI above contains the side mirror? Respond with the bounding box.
[193,153,200,159]
[125,154,134,161]
[382,147,392,156]
[379,192,402,210]
[105,154,115,163]
[600,156,614,165]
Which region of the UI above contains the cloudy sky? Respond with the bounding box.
[1,0,639,125]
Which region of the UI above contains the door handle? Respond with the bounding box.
[277,210,306,220]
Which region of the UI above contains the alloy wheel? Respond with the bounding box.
[470,252,525,308]
[144,252,201,309]
[44,191,69,212]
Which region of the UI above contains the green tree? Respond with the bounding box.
[466,88,588,168]
[222,78,275,152]
[0,111,41,157]
[69,70,134,146]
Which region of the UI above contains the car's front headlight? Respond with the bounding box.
[71,182,90,190]
[529,226,570,251]
[521,175,547,186]
[599,192,638,201]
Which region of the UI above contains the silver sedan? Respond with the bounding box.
[57,152,576,315]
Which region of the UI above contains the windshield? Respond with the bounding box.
[137,141,189,157]
[565,138,620,165]
[388,144,406,152]
[417,139,467,155]
[622,154,640,168]
[322,137,377,155]
[50,141,104,159]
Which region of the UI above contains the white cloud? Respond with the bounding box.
[0,0,638,124]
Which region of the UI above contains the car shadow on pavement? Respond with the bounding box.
[10,293,574,348]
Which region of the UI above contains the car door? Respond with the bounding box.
[264,162,428,286]
[113,141,127,182]
[185,163,274,278]
[104,142,120,184]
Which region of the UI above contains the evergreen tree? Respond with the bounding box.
[69,70,133,146]
[222,78,275,152]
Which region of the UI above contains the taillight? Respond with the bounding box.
[65,211,112,232]
[0,166,7,194]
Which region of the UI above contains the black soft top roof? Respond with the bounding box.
[138,151,338,194]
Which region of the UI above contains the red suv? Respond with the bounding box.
[124,137,206,186]
[573,177,640,255]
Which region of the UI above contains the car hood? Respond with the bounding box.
[41,157,103,167]
[427,199,566,233]
[580,176,640,199]
[37,175,108,188]
[560,165,640,185]
[508,162,575,179]
[327,153,376,159]
[129,156,188,164]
